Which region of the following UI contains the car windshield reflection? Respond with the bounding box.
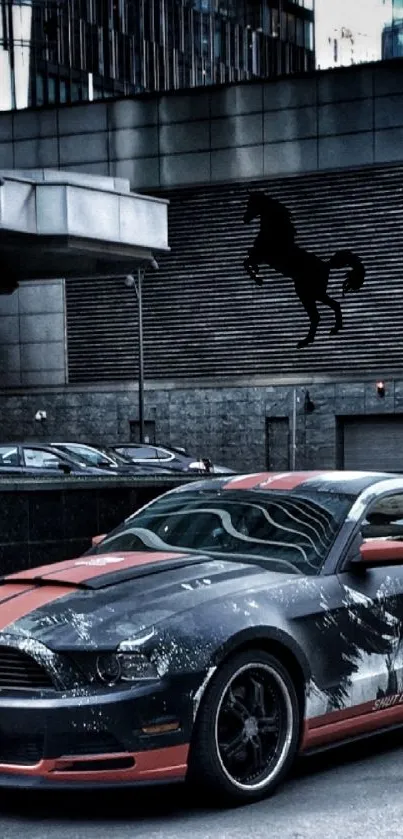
[87,490,354,576]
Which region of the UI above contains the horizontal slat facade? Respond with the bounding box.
[66,162,403,383]
[66,278,138,381]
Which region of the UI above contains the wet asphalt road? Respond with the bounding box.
[0,732,402,839]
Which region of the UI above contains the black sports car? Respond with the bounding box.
[2,470,403,805]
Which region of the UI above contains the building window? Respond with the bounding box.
[2,0,316,111]
[36,73,44,106]
[129,420,156,445]
[59,79,68,102]
[48,76,56,103]
[287,13,296,43]
[304,20,313,50]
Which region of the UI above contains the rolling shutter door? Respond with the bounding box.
[342,418,403,471]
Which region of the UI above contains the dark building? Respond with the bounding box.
[382,19,403,59]
[382,0,403,60]
[0,0,314,111]
[3,60,403,473]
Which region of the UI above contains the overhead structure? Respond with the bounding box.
[0,169,169,289]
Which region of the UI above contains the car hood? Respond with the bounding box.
[0,550,296,650]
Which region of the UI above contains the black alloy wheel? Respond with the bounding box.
[188,650,300,805]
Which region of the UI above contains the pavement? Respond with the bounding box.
[0,732,402,839]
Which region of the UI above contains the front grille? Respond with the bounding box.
[0,736,44,765]
[0,647,54,689]
[58,731,125,756]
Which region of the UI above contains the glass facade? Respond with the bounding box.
[383,0,403,58]
[0,0,314,111]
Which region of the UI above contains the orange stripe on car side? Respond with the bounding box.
[302,700,403,750]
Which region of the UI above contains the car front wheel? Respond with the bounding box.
[188,649,301,806]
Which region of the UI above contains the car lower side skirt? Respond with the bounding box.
[302,699,403,750]
[0,743,189,788]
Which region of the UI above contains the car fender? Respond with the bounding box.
[188,625,311,723]
[210,624,311,684]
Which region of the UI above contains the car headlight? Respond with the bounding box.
[95,651,159,686]
[119,652,159,682]
[96,653,122,685]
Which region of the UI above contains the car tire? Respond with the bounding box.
[188,649,301,806]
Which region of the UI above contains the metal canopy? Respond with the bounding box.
[0,169,169,287]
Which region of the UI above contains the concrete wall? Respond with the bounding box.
[0,279,66,387]
[1,61,403,190]
[0,379,399,472]
[0,475,193,573]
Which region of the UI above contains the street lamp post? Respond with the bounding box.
[125,257,159,443]
[137,267,145,445]
[125,268,146,443]
[70,259,158,446]
[290,388,297,471]
[125,268,145,443]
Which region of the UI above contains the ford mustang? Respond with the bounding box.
[1,470,403,805]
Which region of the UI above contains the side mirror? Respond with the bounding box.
[59,463,72,474]
[91,534,106,546]
[356,539,403,569]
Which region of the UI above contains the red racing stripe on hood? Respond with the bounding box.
[0,584,34,605]
[7,551,187,586]
[0,585,77,631]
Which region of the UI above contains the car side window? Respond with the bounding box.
[155,448,174,462]
[362,493,403,541]
[23,448,61,469]
[126,446,158,460]
[0,446,19,466]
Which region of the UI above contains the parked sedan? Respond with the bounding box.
[49,442,174,475]
[0,443,115,476]
[1,471,403,805]
[110,442,235,474]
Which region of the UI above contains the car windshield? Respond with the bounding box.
[55,444,127,467]
[53,445,107,467]
[100,447,134,465]
[87,489,354,575]
[47,447,93,468]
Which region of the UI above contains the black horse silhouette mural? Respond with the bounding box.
[243,192,365,348]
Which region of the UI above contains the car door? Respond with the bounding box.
[22,447,69,474]
[337,490,403,711]
[0,445,23,475]
[121,445,174,469]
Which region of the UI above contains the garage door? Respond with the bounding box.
[342,417,403,472]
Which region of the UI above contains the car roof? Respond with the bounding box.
[51,442,105,449]
[6,442,63,450]
[172,470,399,496]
